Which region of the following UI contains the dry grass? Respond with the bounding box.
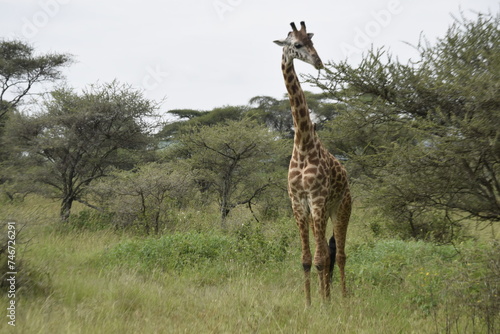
[1,196,497,333]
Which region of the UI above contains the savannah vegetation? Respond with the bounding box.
[1,11,499,333]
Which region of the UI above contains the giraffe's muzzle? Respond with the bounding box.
[314,56,324,70]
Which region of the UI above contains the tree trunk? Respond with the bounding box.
[220,176,231,228]
[60,195,73,222]
[220,198,230,228]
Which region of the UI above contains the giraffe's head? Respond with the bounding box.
[274,21,324,70]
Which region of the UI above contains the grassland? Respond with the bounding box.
[1,196,498,333]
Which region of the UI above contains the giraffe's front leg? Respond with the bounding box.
[312,210,331,302]
[291,200,312,306]
[313,237,330,302]
[298,217,312,307]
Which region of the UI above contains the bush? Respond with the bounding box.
[347,239,499,332]
[348,239,457,287]
[98,229,294,275]
[438,242,500,333]
[383,209,465,243]
[233,221,292,264]
[90,163,196,235]
[100,232,233,272]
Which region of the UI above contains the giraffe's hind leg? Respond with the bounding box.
[333,192,351,297]
[298,222,312,306]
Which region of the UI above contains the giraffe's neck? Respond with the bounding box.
[281,55,315,149]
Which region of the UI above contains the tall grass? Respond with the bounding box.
[0,196,498,333]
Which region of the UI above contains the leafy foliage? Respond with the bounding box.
[309,11,500,238]
[4,81,159,221]
[99,229,292,272]
[176,118,288,223]
[0,39,72,119]
[90,162,195,234]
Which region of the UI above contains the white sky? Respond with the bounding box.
[1,0,497,115]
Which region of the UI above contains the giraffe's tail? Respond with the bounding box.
[328,235,336,283]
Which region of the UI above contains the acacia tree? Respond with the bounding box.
[178,118,287,225]
[90,162,195,234]
[247,93,339,138]
[0,39,72,120]
[248,95,293,138]
[0,40,72,179]
[310,11,500,239]
[159,105,248,142]
[4,81,158,221]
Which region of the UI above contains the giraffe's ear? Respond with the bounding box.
[307,33,314,39]
[273,39,287,46]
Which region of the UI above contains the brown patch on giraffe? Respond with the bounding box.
[303,140,315,152]
[304,175,315,185]
[289,169,301,180]
[303,167,317,175]
[308,157,320,166]
[294,95,303,107]
[299,120,309,132]
[318,164,325,176]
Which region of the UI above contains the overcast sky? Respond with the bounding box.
[1,0,497,114]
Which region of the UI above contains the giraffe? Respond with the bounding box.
[274,21,351,306]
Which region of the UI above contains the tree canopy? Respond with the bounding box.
[4,81,159,221]
[175,118,287,224]
[308,11,500,239]
[0,39,72,119]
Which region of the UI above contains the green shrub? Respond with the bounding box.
[348,239,456,287]
[100,232,233,272]
[438,242,500,333]
[233,221,291,265]
[97,228,294,275]
[348,239,499,333]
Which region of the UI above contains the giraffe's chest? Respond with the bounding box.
[287,146,347,202]
[288,151,332,192]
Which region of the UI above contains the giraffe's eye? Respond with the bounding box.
[294,43,303,49]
